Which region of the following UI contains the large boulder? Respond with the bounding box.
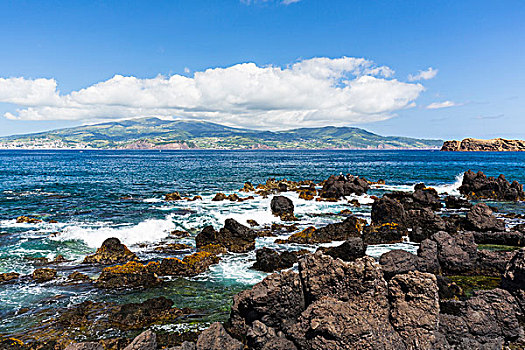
[459,170,524,201]
[32,267,57,282]
[316,237,367,262]
[270,196,296,221]
[371,196,406,225]
[319,174,369,199]
[429,231,478,275]
[278,216,364,244]
[471,230,525,246]
[83,237,137,265]
[251,248,299,272]
[501,248,525,292]
[406,208,448,243]
[196,219,256,253]
[465,203,505,232]
[195,322,243,350]
[157,252,220,276]
[123,330,156,350]
[388,271,440,349]
[444,195,472,209]
[95,261,161,289]
[363,223,406,245]
[379,250,423,280]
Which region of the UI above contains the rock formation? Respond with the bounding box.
[441,138,525,152]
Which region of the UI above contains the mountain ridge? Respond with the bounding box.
[0,117,443,150]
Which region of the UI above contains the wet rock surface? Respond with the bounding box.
[270,196,296,221]
[251,248,301,272]
[83,238,138,265]
[195,219,256,253]
[319,174,369,199]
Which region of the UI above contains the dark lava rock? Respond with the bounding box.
[406,208,448,243]
[371,196,406,225]
[270,196,296,221]
[68,271,91,282]
[157,252,220,277]
[195,219,256,253]
[379,249,422,280]
[476,249,515,276]
[251,248,299,272]
[465,203,505,232]
[83,237,138,265]
[472,230,524,246]
[363,223,405,244]
[501,247,525,292]
[65,343,103,350]
[111,297,190,331]
[195,322,243,350]
[436,275,464,300]
[32,268,57,282]
[95,261,161,289]
[123,330,156,350]
[459,170,525,201]
[384,185,441,211]
[278,216,364,244]
[439,288,522,348]
[0,272,20,284]
[319,174,370,199]
[444,195,472,209]
[316,237,367,262]
[429,231,478,275]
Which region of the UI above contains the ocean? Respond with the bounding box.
[1,149,524,337]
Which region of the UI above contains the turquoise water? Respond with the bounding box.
[0,150,524,336]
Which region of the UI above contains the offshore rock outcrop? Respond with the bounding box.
[275,216,364,244]
[270,195,296,221]
[459,170,524,201]
[83,238,138,265]
[319,174,370,199]
[195,219,256,253]
[441,138,525,152]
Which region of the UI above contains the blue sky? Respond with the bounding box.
[0,0,523,139]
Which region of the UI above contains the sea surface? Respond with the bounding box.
[0,150,524,337]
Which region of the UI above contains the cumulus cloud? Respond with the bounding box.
[408,67,438,82]
[0,57,425,129]
[426,100,457,109]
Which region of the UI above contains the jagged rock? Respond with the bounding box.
[170,342,196,350]
[198,243,228,255]
[65,343,103,350]
[83,237,138,265]
[439,288,522,348]
[165,192,182,201]
[431,231,478,275]
[32,268,57,282]
[111,297,190,330]
[251,248,298,272]
[16,215,42,223]
[459,170,524,201]
[406,208,448,243]
[157,252,220,276]
[212,193,228,201]
[371,196,406,225]
[384,186,441,211]
[319,174,369,199]
[379,250,422,280]
[472,230,524,246]
[316,237,366,262]
[123,330,156,350]
[363,223,405,244]
[436,275,464,300]
[270,196,296,221]
[0,272,19,283]
[240,182,255,192]
[476,249,515,276]
[68,271,91,282]
[246,219,259,227]
[298,188,316,201]
[444,196,472,209]
[229,270,305,339]
[441,138,525,152]
[278,216,364,244]
[95,261,161,289]
[195,219,256,253]
[501,248,525,292]
[417,239,440,274]
[195,322,243,350]
[388,271,440,349]
[465,203,505,232]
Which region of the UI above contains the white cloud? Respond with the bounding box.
[408,67,438,82]
[426,100,457,109]
[0,57,425,130]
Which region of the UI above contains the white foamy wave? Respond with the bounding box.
[204,250,267,285]
[143,198,163,203]
[433,173,464,196]
[50,215,177,248]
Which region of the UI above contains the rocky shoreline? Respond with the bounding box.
[441,138,525,152]
[1,170,525,349]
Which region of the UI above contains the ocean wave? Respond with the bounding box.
[50,215,177,248]
[373,173,464,196]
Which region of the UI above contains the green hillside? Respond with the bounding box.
[0,118,443,149]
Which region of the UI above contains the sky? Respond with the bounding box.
[0,0,524,139]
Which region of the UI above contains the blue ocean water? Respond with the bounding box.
[0,150,524,336]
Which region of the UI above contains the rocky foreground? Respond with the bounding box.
[1,170,525,349]
[441,138,525,152]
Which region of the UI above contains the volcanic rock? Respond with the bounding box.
[270,196,296,221]
[95,261,161,289]
[251,248,299,272]
[459,170,524,201]
[319,174,370,199]
[32,268,57,282]
[195,219,256,253]
[316,237,367,262]
[465,203,505,232]
[83,237,138,265]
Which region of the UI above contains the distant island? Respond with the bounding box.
[0,118,442,150]
[441,138,525,152]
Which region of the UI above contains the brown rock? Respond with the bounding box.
[32,268,57,282]
[83,237,138,265]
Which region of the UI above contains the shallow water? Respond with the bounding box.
[0,149,524,336]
